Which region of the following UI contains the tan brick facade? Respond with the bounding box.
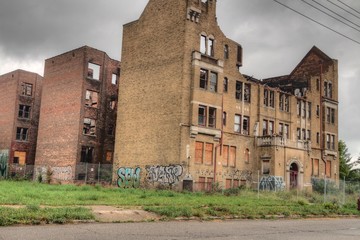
[114,0,339,190]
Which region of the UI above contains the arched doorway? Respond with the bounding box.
[290,163,298,189]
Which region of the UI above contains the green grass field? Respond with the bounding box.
[0,181,359,226]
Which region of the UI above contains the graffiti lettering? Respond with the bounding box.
[117,167,141,188]
[0,150,9,178]
[146,165,183,185]
[259,176,285,191]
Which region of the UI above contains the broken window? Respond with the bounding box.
[284,95,290,112]
[297,100,301,116]
[237,45,242,65]
[316,132,320,144]
[302,101,306,117]
[264,89,268,106]
[109,100,117,110]
[200,69,208,89]
[209,72,217,92]
[297,128,301,140]
[80,146,93,163]
[280,93,289,112]
[284,124,289,139]
[200,35,207,54]
[244,83,251,102]
[111,74,118,85]
[235,81,242,100]
[208,107,216,128]
[18,105,31,119]
[83,118,96,136]
[21,83,33,96]
[279,123,284,137]
[326,134,331,149]
[269,91,275,108]
[224,45,229,59]
[316,105,320,117]
[262,120,268,136]
[302,129,306,140]
[87,63,100,80]
[243,116,250,135]
[107,124,115,136]
[16,127,28,141]
[208,38,214,57]
[85,90,98,108]
[195,141,204,164]
[269,121,274,135]
[234,114,241,133]
[262,159,270,175]
[307,130,311,141]
[307,102,312,119]
[198,105,207,126]
[223,77,228,92]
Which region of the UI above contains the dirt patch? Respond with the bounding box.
[90,206,160,223]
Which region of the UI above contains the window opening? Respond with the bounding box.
[18,105,31,119]
[16,127,28,141]
[88,63,100,80]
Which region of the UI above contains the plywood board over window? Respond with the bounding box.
[205,143,213,165]
[222,145,229,166]
[229,146,236,167]
[195,142,204,164]
[326,160,332,178]
[14,151,26,165]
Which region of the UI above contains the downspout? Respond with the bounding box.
[320,64,325,164]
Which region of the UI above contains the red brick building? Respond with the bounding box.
[0,70,43,177]
[35,46,120,182]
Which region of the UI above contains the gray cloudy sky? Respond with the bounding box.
[1,0,359,159]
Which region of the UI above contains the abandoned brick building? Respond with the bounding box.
[0,70,43,177]
[34,46,120,181]
[114,0,339,191]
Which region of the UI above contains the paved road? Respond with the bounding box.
[1,219,360,240]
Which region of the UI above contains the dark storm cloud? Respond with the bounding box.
[1,0,359,157]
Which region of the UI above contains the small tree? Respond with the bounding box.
[339,140,360,181]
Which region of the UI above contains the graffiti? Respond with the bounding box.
[52,166,73,181]
[146,165,183,185]
[259,176,285,191]
[0,150,9,178]
[117,167,141,188]
[195,169,214,177]
[226,169,253,182]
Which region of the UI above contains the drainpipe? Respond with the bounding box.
[320,64,325,164]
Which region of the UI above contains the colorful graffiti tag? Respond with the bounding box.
[0,150,9,178]
[117,167,141,188]
[146,165,183,185]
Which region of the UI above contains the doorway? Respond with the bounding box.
[290,163,298,189]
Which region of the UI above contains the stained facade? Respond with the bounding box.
[0,70,43,176]
[114,0,339,190]
[34,46,120,182]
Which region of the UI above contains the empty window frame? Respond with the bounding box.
[111,74,118,85]
[16,127,28,141]
[18,105,31,119]
[284,124,289,139]
[87,63,100,80]
[200,69,208,89]
[200,35,215,56]
[307,130,311,141]
[234,114,241,133]
[244,83,251,103]
[269,121,274,135]
[243,116,250,135]
[21,83,33,96]
[279,93,290,112]
[223,77,228,92]
[316,105,320,117]
[316,132,320,144]
[279,123,284,137]
[83,118,96,136]
[237,45,242,65]
[200,35,207,54]
[324,81,333,98]
[85,90,99,108]
[262,159,270,175]
[208,38,214,57]
[297,100,301,116]
[263,120,268,136]
[235,81,242,100]
[80,146,94,163]
[224,44,229,59]
[297,128,301,140]
[223,112,227,126]
[307,102,312,119]
[302,129,306,140]
[264,89,274,107]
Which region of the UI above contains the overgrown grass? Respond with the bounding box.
[0,180,359,224]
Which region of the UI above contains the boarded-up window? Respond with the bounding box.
[198,177,206,191]
[225,179,232,189]
[14,151,26,165]
[233,179,239,188]
[326,160,331,178]
[312,158,319,176]
[222,145,229,166]
[205,143,213,165]
[207,177,214,191]
[229,146,236,167]
[195,142,204,164]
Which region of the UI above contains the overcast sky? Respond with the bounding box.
[1,0,359,160]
